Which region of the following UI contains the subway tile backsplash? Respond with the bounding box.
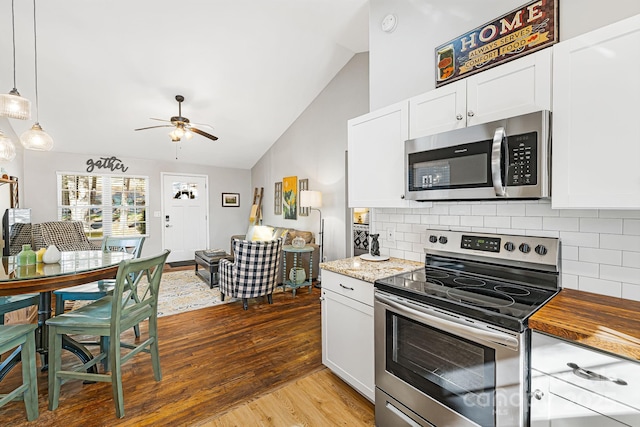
[372,200,640,301]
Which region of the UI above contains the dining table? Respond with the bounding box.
[0,250,133,380]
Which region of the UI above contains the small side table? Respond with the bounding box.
[194,251,234,289]
[282,245,314,297]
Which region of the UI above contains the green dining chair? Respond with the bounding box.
[46,250,170,418]
[0,324,39,421]
[53,236,145,339]
[0,295,40,363]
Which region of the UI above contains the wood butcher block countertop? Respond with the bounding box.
[529,288,640,362]
[320,257,423,283]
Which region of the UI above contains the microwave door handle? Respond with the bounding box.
[491,127,507,197]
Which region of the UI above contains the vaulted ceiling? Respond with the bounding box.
[0,0,369,169]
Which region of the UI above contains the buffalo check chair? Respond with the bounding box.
[219,238,283,310]
[0,324,39,421]
[46,250,170,418]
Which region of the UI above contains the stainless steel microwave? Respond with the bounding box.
[405,110,551,201]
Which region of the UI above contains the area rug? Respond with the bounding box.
[71,270,237,317]
[156,270,233,317]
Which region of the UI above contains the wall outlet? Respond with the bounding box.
[386,227,395,242]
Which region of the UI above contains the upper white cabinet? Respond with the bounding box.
[347,100,412,208]
[409,48,552,139]
[552,14,640,209]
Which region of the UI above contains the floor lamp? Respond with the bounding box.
[300,190,323,287]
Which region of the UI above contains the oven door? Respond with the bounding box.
[374,291,527,427]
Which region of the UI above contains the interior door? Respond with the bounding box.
[162,173,209,263]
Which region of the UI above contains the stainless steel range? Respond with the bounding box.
[374,229,560,427]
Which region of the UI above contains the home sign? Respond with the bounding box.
[435,0,558,87]
[86,156,129,173]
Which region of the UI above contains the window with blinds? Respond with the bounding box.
[57,173,148,239]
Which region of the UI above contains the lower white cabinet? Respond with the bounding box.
[321,269,374,402]
[531,332,640,426]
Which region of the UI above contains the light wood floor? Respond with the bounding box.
[0,271,375,426]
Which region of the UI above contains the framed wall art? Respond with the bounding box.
[274,182,282,215]
[299,178,309,216]
[282,176,297,220]
[221,193,240,207]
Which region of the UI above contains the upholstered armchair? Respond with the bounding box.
[31,221,101,251]
[219,238,283,310]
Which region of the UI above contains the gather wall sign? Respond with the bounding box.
[85,156,129,173]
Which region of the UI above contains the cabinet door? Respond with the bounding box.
[321,286,374,401]
[408,81,466,138]
[466,48,552,126]
[552,15,640,209]
[347,101,410,208]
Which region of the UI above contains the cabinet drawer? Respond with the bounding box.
[321,270,373,306]
[532,332,640,413]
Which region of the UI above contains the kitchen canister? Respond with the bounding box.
[16,244,37,266]
[42,244,61,264]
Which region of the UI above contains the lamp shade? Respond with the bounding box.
[0,130,16,162]
[20,123,53,151]
[0,90,31,120]
[300,190,322,208]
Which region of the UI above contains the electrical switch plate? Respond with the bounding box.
[386,228,395,242]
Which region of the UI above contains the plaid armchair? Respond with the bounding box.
[31,221,101,251]
[219,238,283,310]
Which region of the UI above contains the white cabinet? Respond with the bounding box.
[409,48,552,139]
[347,100,411,208]
[321,269,374,402]
[531,332,640,426]
[552,14,640,209]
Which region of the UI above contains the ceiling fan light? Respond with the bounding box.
[174,127,185,138]
[0,130,16,162]
[0,89,31,120]
[20,122,53,151]
[184,130,193,140]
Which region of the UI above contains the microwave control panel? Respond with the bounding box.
[507,131,538,186]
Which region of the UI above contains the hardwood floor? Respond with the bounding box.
[0,281,375,426]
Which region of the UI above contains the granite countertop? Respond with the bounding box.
[529,288,640,362]
[320,256,423,283]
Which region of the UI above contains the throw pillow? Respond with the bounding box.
[251,225,275,241]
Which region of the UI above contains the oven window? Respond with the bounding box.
[386,311,496,427]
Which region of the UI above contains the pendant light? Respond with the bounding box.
[0,129,17,162]
[0,0,31,120]
[20,0,53,151]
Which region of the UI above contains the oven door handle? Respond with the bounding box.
[375,293,519,349]
[491,126,508,197]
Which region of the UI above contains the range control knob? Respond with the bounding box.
[504,242,515,252]
[519,243,531,254]
[439,236,448,244]
[535,245,548,256]
[429,235,438,243]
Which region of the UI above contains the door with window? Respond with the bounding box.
[162,173,209,263]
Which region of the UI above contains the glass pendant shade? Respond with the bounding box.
[0,89,31,120]
[0,130,17,162]
[20,122,53,151]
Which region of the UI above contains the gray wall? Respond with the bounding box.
[251,53,370,262]
[365,1,640,300]
[22,150,252,258]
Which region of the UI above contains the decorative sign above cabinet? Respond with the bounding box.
[85,156,129,173]
[435,0,558,87]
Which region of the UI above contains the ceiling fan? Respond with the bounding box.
[134,95,218,142]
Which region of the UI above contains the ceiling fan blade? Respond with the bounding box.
[149,118,172,123]
[188,121,215,130]
[134,125,174,131]
[190,127,219,141]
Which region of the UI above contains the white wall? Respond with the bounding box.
[366,1,640,300]
[251,53,369,262]
[22,150,252,259]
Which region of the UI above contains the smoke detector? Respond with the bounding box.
[381,14,397,33]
